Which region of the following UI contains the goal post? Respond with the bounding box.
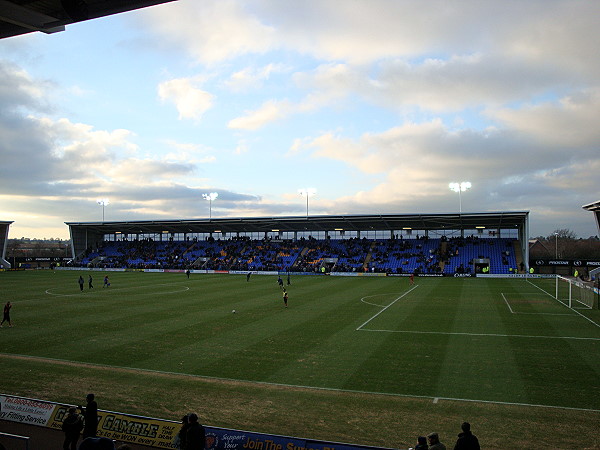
[555,275,598,309]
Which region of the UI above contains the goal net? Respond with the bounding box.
[555,275,597,309]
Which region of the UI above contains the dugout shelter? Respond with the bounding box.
[66,211,531,270]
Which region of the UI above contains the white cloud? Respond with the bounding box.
[225,63,289,92]
[145,0,276,65]
[228,99,292,130]
[487,89,600,147]
[0,60,49,111]
[292,117,599,216]
[145,1,600,70]
[4,2,600,239]
[161,140,218,164]
[158,77,215,120]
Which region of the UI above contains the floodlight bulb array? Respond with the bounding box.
[298,188,317,197]
[96,198,110,206]
[449,182,471,192]
[202,192,218,201]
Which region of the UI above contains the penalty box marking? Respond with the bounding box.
[501,293,572,316]
[356,286,600,340]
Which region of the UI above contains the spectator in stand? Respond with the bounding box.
[185,413,205,450]
[413,435,428,450]
[427,432,446,450]
[62,406,84,450]
[453,422,480,450]
[81,393,98,439]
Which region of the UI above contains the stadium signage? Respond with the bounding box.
[453,273,472,277]
[0,394,395,450]
[19,257,72,262]
[0,395,54,425]
[531,259,600,267]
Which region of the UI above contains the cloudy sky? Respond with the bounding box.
[1,0,599,239]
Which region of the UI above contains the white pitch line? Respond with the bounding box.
[2,352,599,414]
[525,279,600,329]
[356,285,419,331]
[501,292,515,313]
[525,278,554,297]
[360,293,404,308]
[358,328,600,341]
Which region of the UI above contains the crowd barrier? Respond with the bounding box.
[0,431,30,449]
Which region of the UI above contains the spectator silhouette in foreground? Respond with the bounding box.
[427,432,446,450]
[413,435,428,450]
[453,422,480,450]
[81,393,98,439]
[185,413,206,450]
[173,414,190,449]
[62,406,84,450]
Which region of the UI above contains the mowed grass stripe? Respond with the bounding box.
[235,279,389,387]
[488,279,600,409]
[171,276,386,383]
[1,271,599,411]
[437,279,529,404]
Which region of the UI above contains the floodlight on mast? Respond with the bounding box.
[202,192,218,219]
[448,182,471,213]
[298,188,317,217]
[96,198,109,222]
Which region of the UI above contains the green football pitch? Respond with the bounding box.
[1,270,599,448]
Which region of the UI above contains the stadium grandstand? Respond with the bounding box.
[583,201,600,281]
[583,200,600,235]
[66,211,530,275]
[0,221,12,269]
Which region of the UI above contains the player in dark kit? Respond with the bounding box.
[78,276,84,291]
[1,301,12,327]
